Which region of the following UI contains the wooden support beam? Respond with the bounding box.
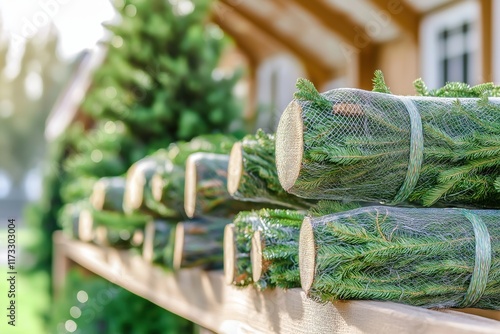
[369,0,420,41]
[54,232,500,334]
[358,44,379,90]
[291,0,362,46]
[480,0,493,82]
[219,0,335,86]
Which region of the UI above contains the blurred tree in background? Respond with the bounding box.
[62,0,242,204]
[24,0,243,332]
[0,25,67,186]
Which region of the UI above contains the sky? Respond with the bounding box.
[0,0,116,200]
[0,0,116,60]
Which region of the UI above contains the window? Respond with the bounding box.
[421,1,479,89]
[438,22,474,84]
[255,54,306,132]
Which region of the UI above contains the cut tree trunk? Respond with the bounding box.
[142,220,176,266]
[227,131,315,209]
[184,152,263,218]
[173,216,231,270]
[90,176,126,212]
[275,83,500,207]
[123,152,178,217]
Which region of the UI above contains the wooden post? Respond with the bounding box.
[481,0,493,82]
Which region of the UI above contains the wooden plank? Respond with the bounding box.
[212,7,274,66]
[219,0,335,85]
[480,0,493,82]
[292,0,362,45]
[358,44,379,90]
[369,0,420,40]
[54,232,500,334]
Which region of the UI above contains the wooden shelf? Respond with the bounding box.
[53,232,500,334]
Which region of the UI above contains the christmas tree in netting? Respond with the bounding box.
[275,73,500,207]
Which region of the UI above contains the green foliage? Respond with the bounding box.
[372,69,392,94]
[251,209,304,290]
[282,73,500,207]
[294,78,331,110]
[51,269,193,334]
[307,207,500,309]
[415,80,500,98]
[232,129,315,209]
[308,200,361,217]
[81,0,241,142]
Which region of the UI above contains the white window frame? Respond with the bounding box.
[420,1,480,89]
[255,54,306,132]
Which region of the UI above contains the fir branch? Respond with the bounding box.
[294,78,331,110]
[413,78,429,96]
[372,70,392,94]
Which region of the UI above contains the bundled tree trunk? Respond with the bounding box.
[276,79,500,207]
[90,176,127,212]
[227,130,315,209]
[173,216,231,270]
[184,152,264,218]
[150,163,186,218]
[250,210,303,290]
[142,220,176,266]
[78,209,95,243]
[225,209,302,287]
[248,202,358,290]
[123,151,178,217]
[299,206,500,309]
[59,202,87,240]
[151,134,238,219]
[223,212,263,286]
[77,208,146,248]
[224,202,358,287]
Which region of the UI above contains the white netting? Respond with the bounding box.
[277,89,500,207]
[302,206,499,309]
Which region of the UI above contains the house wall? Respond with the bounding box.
[376,36,420,95]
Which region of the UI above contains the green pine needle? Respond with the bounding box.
[372,70,392,94]
[294,78,331,110]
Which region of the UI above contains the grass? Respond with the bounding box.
[0,228,51,334]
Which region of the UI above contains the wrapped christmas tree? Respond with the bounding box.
[225,202,358,287]
[227,130,315,209]
[172,216,231,270]
[299,206,499,309]
[184,152,261,218]
[90,176,127,212]
[150,134,237,218]
[276,75,500,207]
